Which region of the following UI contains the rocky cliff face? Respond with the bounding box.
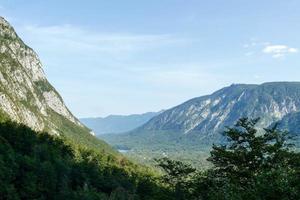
[139,82,300,140]
[102,82,300,167]
[0,17,116,154]
[0,17,85,135]
[276,111,300,135]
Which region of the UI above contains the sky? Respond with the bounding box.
[0,0,299,117]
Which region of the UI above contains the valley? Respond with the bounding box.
[100,82,300,167]
[1,0,300,198]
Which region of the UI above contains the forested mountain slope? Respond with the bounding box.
[140,82,300,140]
[103,82,300,166]
[0,121,169,199]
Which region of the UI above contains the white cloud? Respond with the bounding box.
[19,24,186,56]
[262,45,298,58]
[243,39,298,59]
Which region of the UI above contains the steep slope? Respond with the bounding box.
[276,111,300,135]
[138,82,300,140]
[275,111,300,146]
[102,82,300,166]
[0,17,115,154]
[0,121,167,199]
[80,112,160,135]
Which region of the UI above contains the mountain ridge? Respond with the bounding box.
[80,111,161,135]
[102,82,300,166]
[139,81,300,135]
[0,16,116,154]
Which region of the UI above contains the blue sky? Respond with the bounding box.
[0,0,299,117]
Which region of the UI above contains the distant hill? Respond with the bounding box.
[102,82,300,166]
[80,111,160,135]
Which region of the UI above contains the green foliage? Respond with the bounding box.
[102,82,300,168]
[101,130,212,168]
[48,111,118,156]
[155,157,196,200]
[0,118,299,200]
[0,121,168,200]
[194,118,300,200]
[153,118,300,200]
[34,80,55,92]
[209,118,291,182]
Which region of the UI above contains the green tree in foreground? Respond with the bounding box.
[204,118,300,200]
[156,118,300,200]
[0,118,299,200]
[155,157,196,200]
[209,118,291,182]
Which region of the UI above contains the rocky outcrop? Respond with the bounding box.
[139,82,300,141]
[0,17,83,135]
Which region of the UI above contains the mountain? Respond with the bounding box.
[135,82,300,141]
[80,112,160,135]
[0,17,171,199]
[0,17,115,154]
[102,82,300,166]
[276,111,300,135]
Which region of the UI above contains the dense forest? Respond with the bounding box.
[0,121,168,200]
[0,118,299,200]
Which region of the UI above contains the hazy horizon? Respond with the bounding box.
[1,0,299,118]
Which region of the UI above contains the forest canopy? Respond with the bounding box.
[0,118,299,200]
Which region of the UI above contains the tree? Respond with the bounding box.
[205,117,300,199]
[0,121,166,199]
[155,157,196,200]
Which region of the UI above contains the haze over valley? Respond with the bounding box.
[1,1,300,199]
